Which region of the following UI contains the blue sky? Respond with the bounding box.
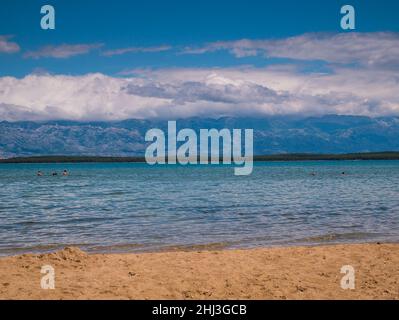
[0,0,399,121]
[1,0,399,76]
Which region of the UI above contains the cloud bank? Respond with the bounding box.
[0,65,398,121]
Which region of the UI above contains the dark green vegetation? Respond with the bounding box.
[1,152,399,163]
[0,156,144,163]
[253,152,399,161]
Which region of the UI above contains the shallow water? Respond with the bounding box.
[0,161,398,255]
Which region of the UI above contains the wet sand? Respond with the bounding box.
[0,243,398,299]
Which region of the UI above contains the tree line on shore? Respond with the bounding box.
[2,152,399,163]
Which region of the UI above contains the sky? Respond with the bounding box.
[0,0,399,121]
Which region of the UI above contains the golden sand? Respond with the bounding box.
[0,243,398,299]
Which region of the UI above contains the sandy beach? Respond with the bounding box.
[0,243,398,300]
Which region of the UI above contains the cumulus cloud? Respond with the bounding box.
[0,64,398,121]
[124,77,285,105]
[182,32,399,68]
[102,45,172,57]
[0,35,20,53]
[24,43,103,59]
[0,103,65,122]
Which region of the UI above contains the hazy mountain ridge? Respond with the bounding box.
[1,115,399,158]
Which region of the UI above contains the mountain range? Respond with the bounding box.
[1,115,399,158]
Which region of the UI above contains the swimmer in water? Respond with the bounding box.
[37,170,43,176]
[62,170,68,176]
[52,172,58,176]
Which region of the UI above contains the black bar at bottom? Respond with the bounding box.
[0,300,396,318]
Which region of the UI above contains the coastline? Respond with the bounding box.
[2,152,399,163]
[1,243,398,300]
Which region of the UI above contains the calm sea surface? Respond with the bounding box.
[0,161,398,255]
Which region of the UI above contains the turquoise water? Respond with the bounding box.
[0,161,398,256]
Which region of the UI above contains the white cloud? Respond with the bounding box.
[0,35,20,53]
[102,45,172,57]
[1,31,398,121]
[24,43,103,59]
[183,32,399,68]
[0,64,398,121]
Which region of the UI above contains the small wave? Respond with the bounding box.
[159,242,232,252]
[89,243,147,253]
[0,243,89,256]
[293,232,386,243]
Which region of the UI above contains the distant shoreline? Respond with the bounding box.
[2,152,399,163]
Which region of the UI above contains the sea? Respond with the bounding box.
[0,160,398,256]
